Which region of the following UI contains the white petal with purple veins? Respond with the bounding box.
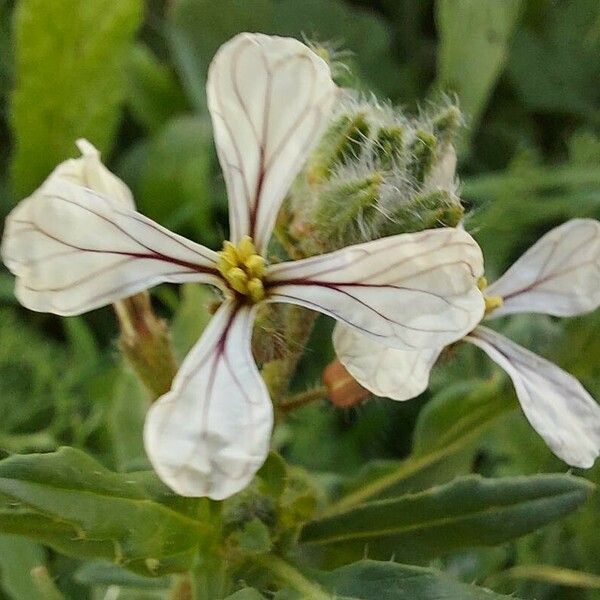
[466,326,600,468]
[1,179,222,315]
[267,228,485,350]
[144,301,273,499]
[486,219,600,318]
[333,323,442,400]
[207,33,337,253]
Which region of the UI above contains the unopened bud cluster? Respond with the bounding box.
[286,96,465,255]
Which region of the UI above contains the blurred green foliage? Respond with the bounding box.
[0,0,599,598]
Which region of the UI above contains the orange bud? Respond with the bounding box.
[323,360,370,409]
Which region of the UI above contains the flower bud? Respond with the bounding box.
[323,359,370,409]
[306,112,370,184]
[288,97,464,255]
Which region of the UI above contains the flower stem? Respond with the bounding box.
[190,500,230,600]
[279,385,328,413]
[256,555,333,600]
[261,306,318,402]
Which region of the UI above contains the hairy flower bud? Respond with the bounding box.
[287,97,465,255]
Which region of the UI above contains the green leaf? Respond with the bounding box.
[10,0,143,196]
[126,44,189,133]
[315,559,517,599]
[300,474,593,567]
[507,0,600,116]
[234,518,272,556]
[108,368,150,472]
[168,0,396,109]
[225,590,267,600]
[436,0,523,128]
[0,535,45,600]
[170,283,216,361]
[0,0,13,103]
[330,377,514,510]
[257,452,287,499]
[74,560,169,588]
[0,447,211,576]
[138,116,217,244]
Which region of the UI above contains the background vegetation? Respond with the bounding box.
[1,0,600,598]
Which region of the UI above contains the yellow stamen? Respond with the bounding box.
[245,254,266,278]
[217,236,267,304]
[479,275,503,315]
[237,235,257,262]
[484,294,504,315]
[247,278,265,303]
[227,267,249,294]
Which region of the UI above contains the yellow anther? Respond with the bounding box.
[484,294,504,315]
[227,267,249,295]
[477,276,488,291]
[245,254,266,278]
[237,235,257,262]
[247,278,265,303]
[217,236,267,303]
[217,255,235,276]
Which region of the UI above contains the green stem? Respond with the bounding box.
[261,307,318,402]
[484,564,600,589]
[320,411,508,517]
[256,555,332,600]
[31,567,65,600]
[190,501,230,600]
[279,385,328,413]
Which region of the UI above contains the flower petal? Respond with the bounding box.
[466,326,600,468]
[266,228,485,349]
[486,219,600,318]
[144,301,273,499]
[333,323,441,400]
[56,139,135,209]
[207,33,337,253]
[1,178,221,315]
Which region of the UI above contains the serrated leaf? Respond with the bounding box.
[10,0,143,196]
[436,0,523,128]
[0,448,211,576]
[315,559,517,599]
[300,474,593,567]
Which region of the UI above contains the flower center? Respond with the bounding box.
[217,236,266,303]
[478,277,504,315]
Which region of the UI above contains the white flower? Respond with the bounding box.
[1,33,485,499]
[335,219,600,468]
